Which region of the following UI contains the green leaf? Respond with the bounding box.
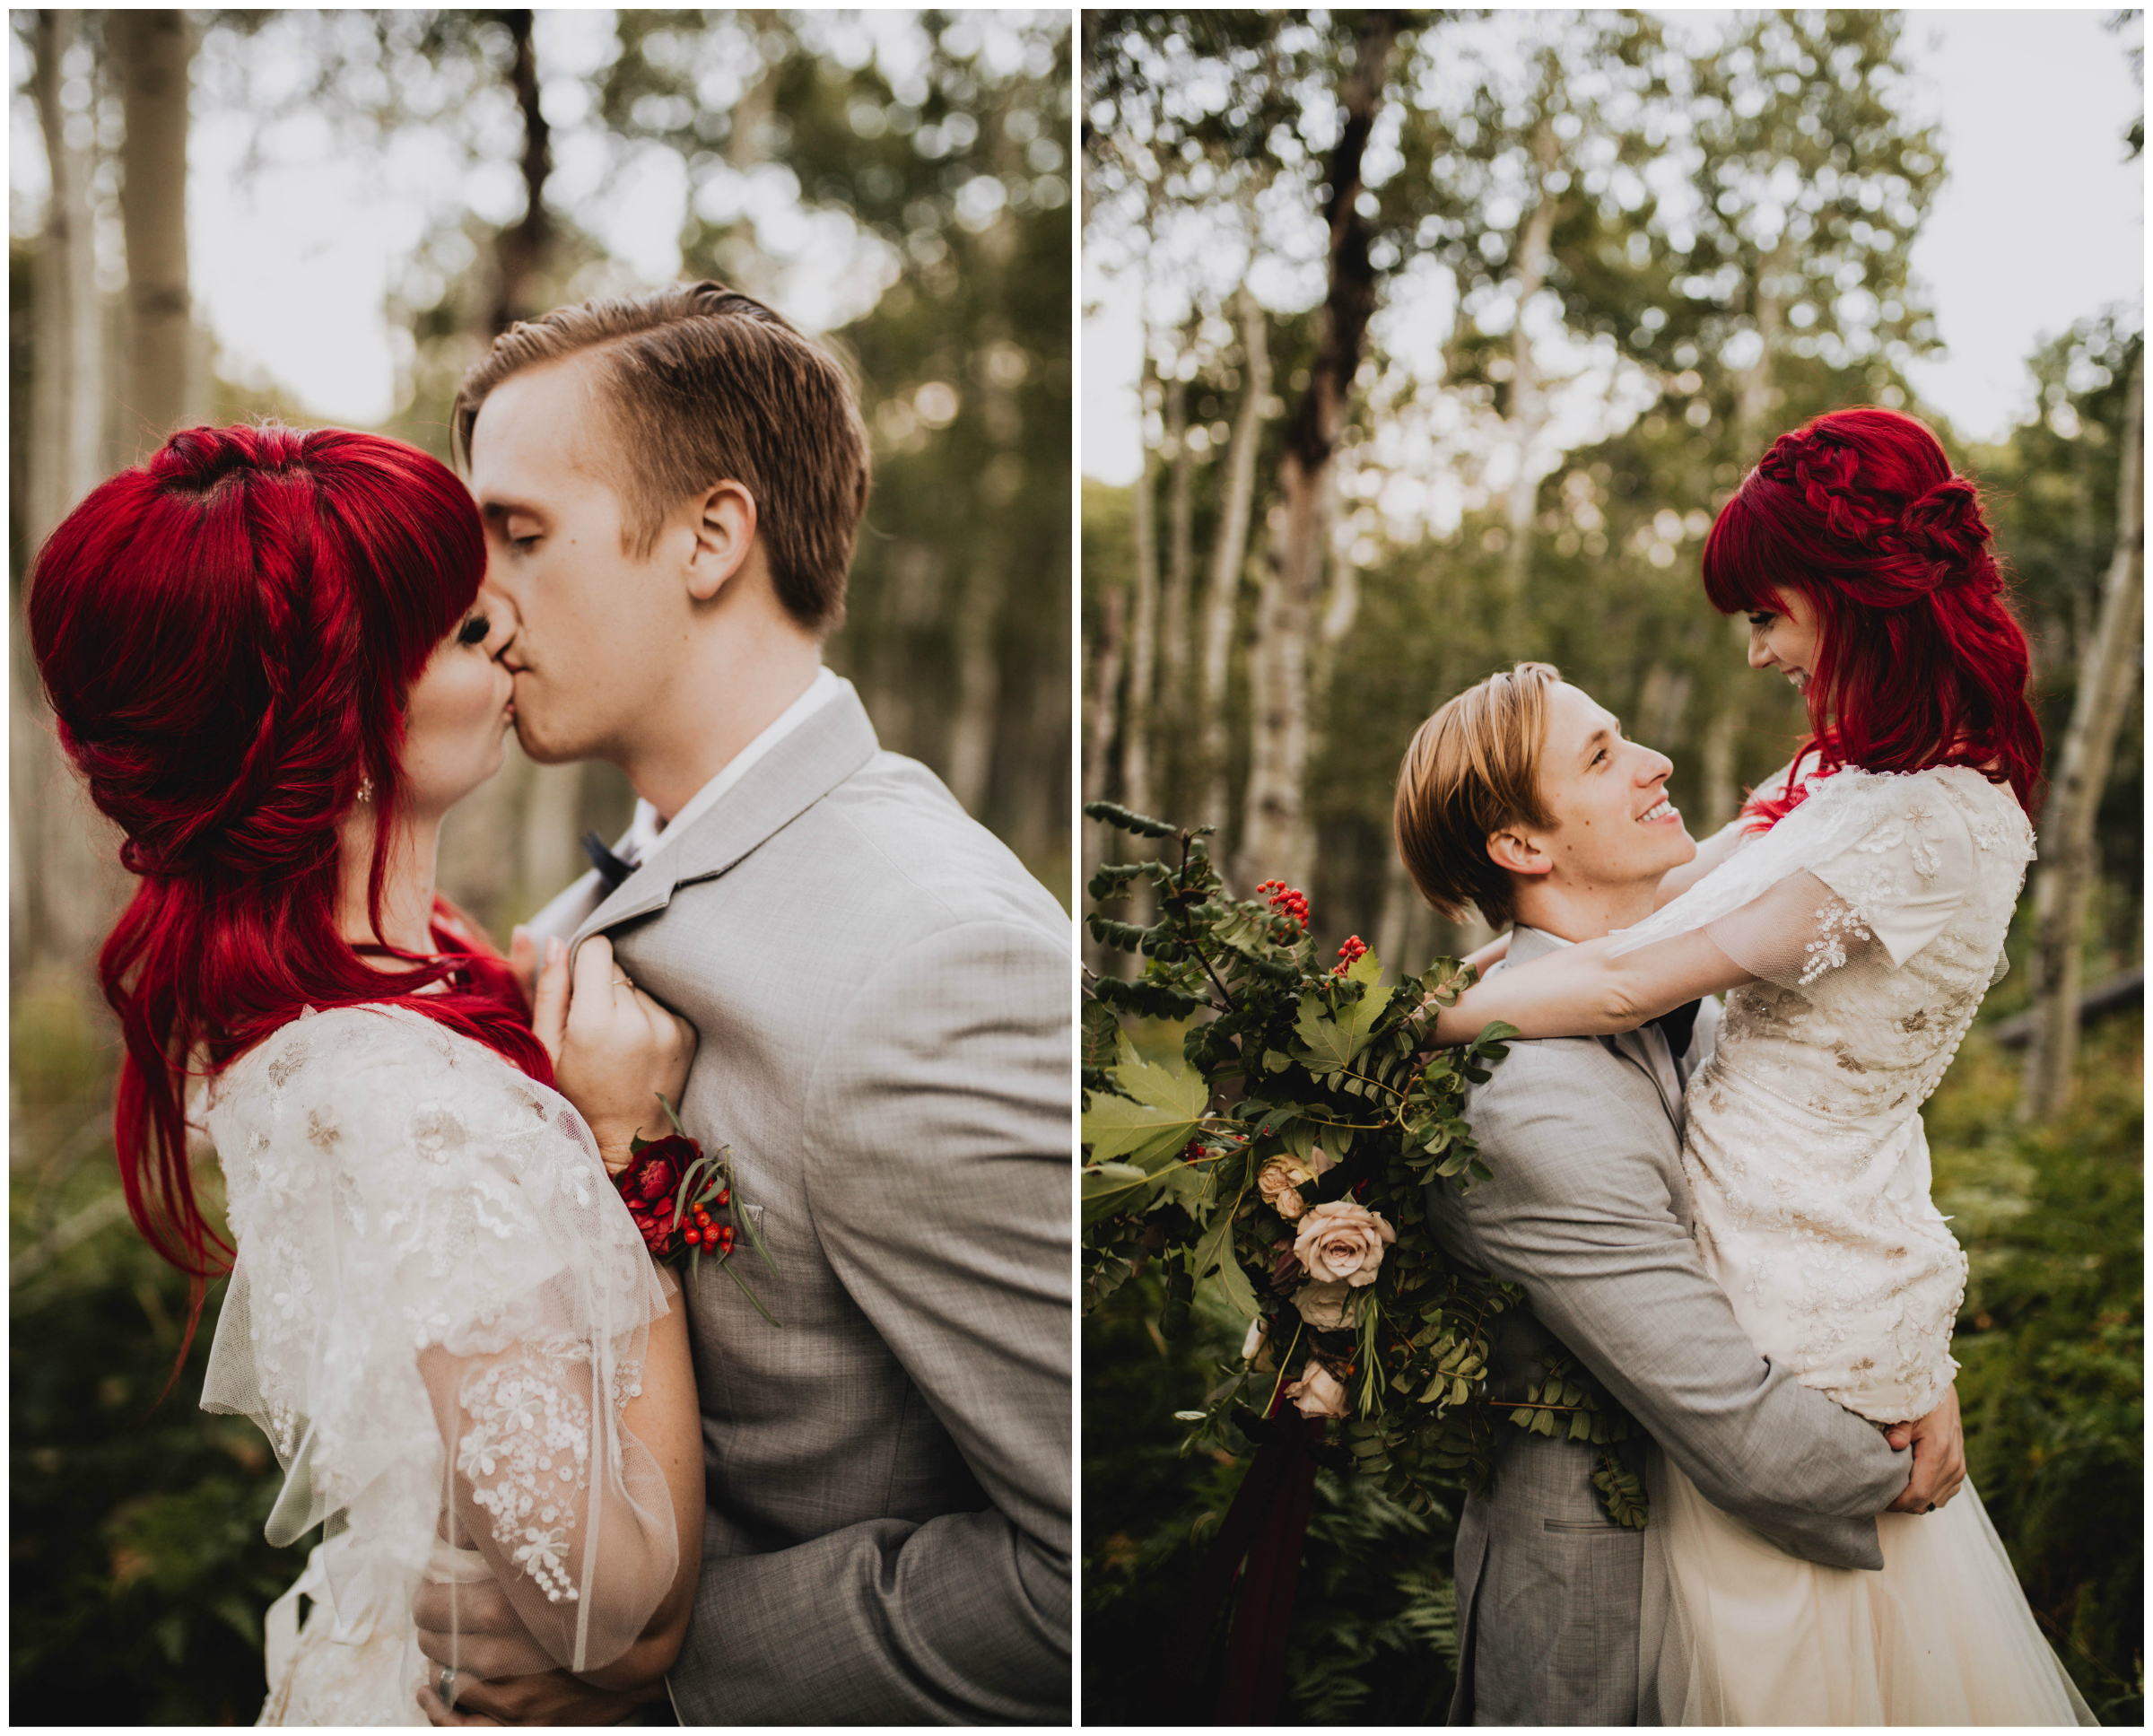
[1294,980,1385,1073]
[1080,1162,1156,1226]
[1082,799,1176,837]
[1080,1044,1210,1165]
[718,1250,782,1328]
[1343,948,1385,991]
[1080,999,1123,1077]
[1190,1207,1260,1323]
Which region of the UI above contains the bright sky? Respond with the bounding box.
[1082,9,2145,482]
[7,12,920,426]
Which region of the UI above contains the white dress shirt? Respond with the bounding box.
[617,666,846,870]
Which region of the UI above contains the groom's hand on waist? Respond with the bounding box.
[414,1577,667,1726]
[1880,1383,1966,1514]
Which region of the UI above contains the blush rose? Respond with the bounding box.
[1285,1357,1350,1419]
[1292,1199,1397,1287]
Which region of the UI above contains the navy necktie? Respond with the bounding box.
[1652,998,1703,1060]
[582,830,635,893]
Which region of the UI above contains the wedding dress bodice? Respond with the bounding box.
[201,1003,677,1723]
[1611,763,2035,1423]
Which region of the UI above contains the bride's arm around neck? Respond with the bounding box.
[1432,925,1755,1044]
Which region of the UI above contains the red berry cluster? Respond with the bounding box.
[681,1187,736,1255]
[1255,879,1310,929]
[1331,934,1369,976]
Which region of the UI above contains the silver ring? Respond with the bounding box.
[438,1664,458,1707]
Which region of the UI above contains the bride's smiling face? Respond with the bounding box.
[1745,589,1823,696]
[397,584,518,815]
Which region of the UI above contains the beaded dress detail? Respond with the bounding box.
[202,1005,677,1725]
[1608,763,2089,1725]
[1615,762,2030,1423]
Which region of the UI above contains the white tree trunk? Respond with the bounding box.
[17,10,120,990]
[1499,112,1561,616]
[112,9,198,455]
[1081,584,1127,973]
[1121,351,1161,822]
[1163,355,1196,667]
[31,9,103,527]
[1236,480,1327,892]
[1233,12,1395,893]
[2021,349,2143,1121]
[1196,287,1273,833]
[1698,676,1742,833]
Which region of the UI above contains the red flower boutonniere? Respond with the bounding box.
[611,1095,780,1327]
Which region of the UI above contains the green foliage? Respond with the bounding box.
[1087,1002,2143,1723]
[13,1165,309,1721]
[1080,802,1646,1533]
[1080,1269,1464,1727]
[1928,1014,2144,1723]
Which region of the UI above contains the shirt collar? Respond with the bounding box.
[621,667,846,867]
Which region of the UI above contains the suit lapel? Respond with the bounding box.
[571,685,881,952]
[1507,928,1687,1134]
[1608,1025,1685,1134]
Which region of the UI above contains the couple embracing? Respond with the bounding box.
[30,285,1071,1723]
[1391,408,2093,1724]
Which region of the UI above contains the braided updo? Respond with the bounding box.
[27,424,550,1355]
[1701,406,2041,827]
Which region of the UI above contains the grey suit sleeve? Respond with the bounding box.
[1438,1043,1907,1569]
[667,919,1072,1723]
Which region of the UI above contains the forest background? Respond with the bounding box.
[1080,8,2142,1723]
[7,9,1070,1722]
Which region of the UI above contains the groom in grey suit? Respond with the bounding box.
[421,284,1069,1723]
[1393,664,1965,1725]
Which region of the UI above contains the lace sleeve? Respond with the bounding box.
[201,1007,676,1675]
[1609,768,1976,987]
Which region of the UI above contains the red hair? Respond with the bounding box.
[27,424,554,1367]
[1701,406,2043,828]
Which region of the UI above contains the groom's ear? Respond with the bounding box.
[1486,826,1552,878]
[682,480,758,603]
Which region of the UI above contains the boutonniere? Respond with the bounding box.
[611,1095,780,1327]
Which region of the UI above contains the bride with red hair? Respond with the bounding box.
[29,423,705,1723]
[1431,407,2092,1723]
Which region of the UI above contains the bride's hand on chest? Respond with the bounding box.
[532,935,697,1172]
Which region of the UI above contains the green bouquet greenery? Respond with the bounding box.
[1081,801,1649,1526]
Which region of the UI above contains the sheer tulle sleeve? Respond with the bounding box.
[201,1005,676,1675]
[1608,768,1977,990]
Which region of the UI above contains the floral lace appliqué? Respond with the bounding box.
[458,1351,594,1605]
[1800,897,1876,986]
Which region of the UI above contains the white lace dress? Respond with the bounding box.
[1608,763,2093,1725]
[201,1004,679,1725]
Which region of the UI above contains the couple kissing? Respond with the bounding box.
[29,283,1072,1724]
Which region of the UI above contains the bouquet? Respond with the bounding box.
[609,1095,780,1327]
[1081,801,1646,1526]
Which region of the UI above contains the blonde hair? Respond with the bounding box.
[1393,662,1561,930]
[452,282,869,634]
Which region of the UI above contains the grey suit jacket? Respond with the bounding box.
[557,685,1072,1723]
[1426,926,1906,1726]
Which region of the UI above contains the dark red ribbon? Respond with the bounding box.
[1158,1410,1325,1724]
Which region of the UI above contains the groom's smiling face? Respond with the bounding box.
[1497,681,1696,900]
[466,354,689,766]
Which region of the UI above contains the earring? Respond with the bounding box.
[356,775,374,804]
